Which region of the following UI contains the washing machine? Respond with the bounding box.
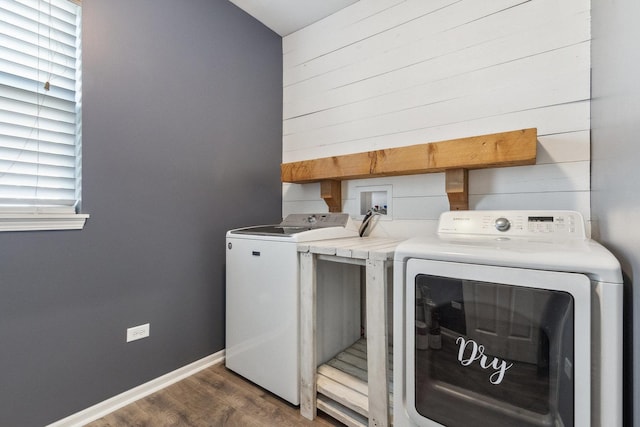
[393,210,622,427]
[225,213,361,405]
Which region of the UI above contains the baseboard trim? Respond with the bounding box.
[47,350,225,427]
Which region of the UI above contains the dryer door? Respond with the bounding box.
[404,259,591,427]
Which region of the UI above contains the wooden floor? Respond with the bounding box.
[86,362,344,427]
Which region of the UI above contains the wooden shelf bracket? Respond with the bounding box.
[281,128,537,211]
[445,168,469,211]
[320,180,342,213]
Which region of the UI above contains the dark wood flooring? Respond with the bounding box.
[86,362,344,427]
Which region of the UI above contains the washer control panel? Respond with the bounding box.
[437,210,586,239]
[278,213,350,229]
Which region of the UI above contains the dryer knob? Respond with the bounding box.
[495,217,511,232]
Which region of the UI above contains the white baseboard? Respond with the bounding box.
[47,350,225,427]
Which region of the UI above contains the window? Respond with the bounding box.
[0,0,87,231]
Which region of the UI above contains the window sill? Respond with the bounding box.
[0,212,89,232]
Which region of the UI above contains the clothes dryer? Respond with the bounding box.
[393,210,622,427]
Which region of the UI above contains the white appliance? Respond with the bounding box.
[393,210,623,427]
[225,213,360,405]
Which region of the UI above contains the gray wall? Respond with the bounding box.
[0,1,282,426]
[591,0,640,425]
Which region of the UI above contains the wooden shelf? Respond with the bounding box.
[316,339,393,427]
[281,128,537,211]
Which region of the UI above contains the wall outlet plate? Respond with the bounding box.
[126,323,150,342]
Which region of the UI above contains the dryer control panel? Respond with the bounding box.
[437,210,586,239]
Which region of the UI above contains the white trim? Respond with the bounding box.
[47,350,225,427]
[0,213,90,232]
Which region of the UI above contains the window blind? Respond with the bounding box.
[0,0,81,210]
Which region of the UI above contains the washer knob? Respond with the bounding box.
[495,217,511,232]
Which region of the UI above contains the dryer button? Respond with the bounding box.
[495,217,511,232]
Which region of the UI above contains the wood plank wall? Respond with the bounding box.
[281,0,591,231]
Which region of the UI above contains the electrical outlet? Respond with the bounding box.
[126,323,150,342]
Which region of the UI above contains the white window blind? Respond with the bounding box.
[0,0,87,231]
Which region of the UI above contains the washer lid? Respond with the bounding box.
[227,213,358,241]
[228,225,307,236]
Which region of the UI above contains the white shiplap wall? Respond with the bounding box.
[282,0,591,236]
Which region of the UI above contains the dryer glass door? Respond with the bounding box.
[405,259,591,427]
